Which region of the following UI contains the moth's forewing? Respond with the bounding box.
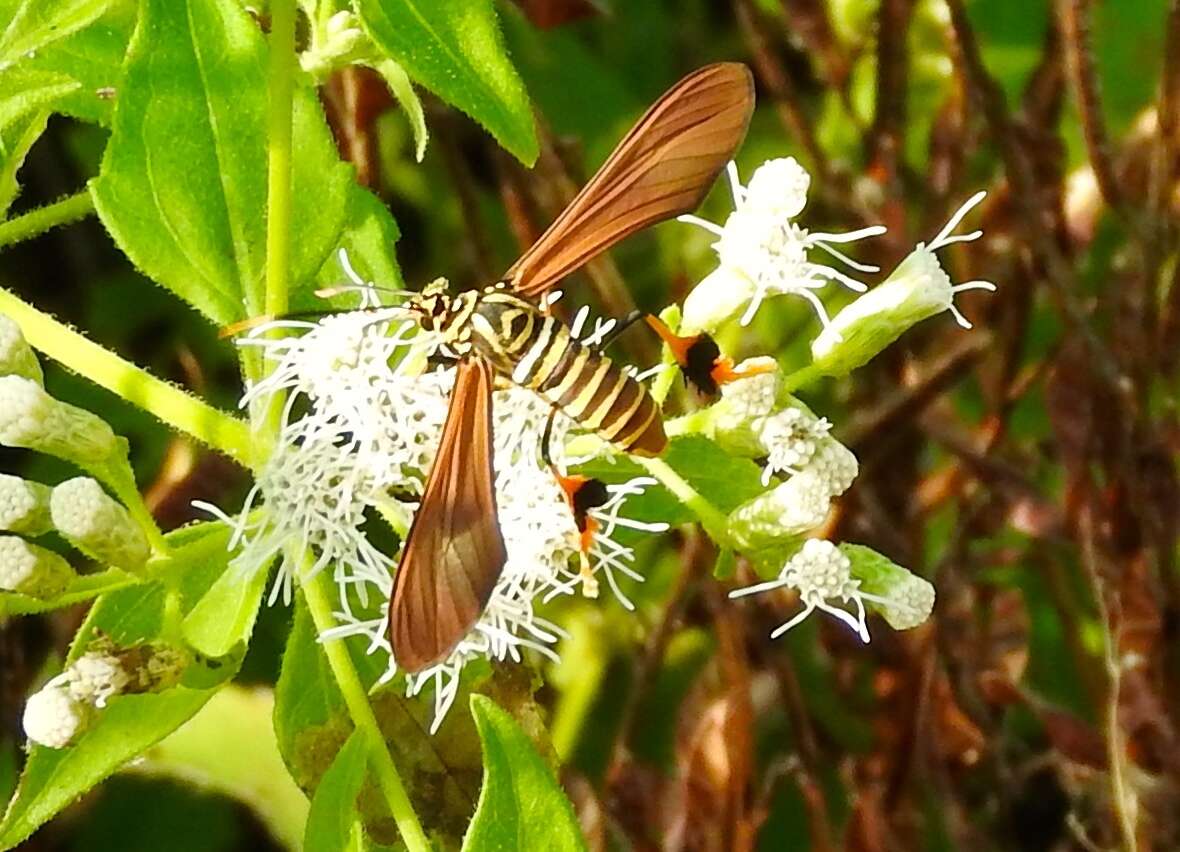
[388,356,506,673]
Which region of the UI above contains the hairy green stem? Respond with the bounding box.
[301,568,431,852]
[0,190,94,250]
[780,362,825,393]
[0,287,254,464]
[259,0,297,438]
[632,455,729,544]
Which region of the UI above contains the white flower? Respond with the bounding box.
[679,158,886,334]
[0,535,73,597]
[50,477,150,570]
[0,313,43,384]
[68,650,130,708]
[810,192,996,377]
[206,253,668,731]
[22,681,88,749]
[731,539,873,642]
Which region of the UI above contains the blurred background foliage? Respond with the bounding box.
[2,0,1180,849]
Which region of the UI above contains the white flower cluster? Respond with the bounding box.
[680,158,886,334]
[211,253,664,729]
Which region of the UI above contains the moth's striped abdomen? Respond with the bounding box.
[472,293,666,456]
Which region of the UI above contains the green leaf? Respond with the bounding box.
[463,695,587,852]
[22,0,136,126]
[0,567,138,617]
[181,557,271,658]
[576,434,766,530]
[0,69,81,217]
[0,522,241,850]
[372,58,428,163]
[274,600,349,793]
[91,0,353,324]
[303,730,366,852]
[0,0,110,68]
[354,0,537,164]
[309,187,402,312]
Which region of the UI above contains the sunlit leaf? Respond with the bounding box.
[463,695,587,852]
[91,0,352,324]
[303,730,366,852]
[0,69,80,217]
[354,0,538,164]
[0,0,110,68]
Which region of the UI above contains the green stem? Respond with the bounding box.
[0,287,254,465]
[632,455,730,544]
[301,568,431,852]
[259,0,297,439]
[780,362,825,393]
[0,190,94,250]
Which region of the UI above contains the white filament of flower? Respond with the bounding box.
[680,157,886,329]
[916,190,996,329]
[730,539,889,642]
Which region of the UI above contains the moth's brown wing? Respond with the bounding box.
[388,356,506,673]
[506,62,755,299]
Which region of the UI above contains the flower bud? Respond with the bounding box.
[742,157,811,219]
[680,266,757,336]
[0,375,121,465]
[809,192,994,377]
[0,473,52,535]
[0,314,42,384]
[22,681,88,748]
[0,535,73,597]
[50,477,149,570]
[728,475,830,551]
[842,544,935,630]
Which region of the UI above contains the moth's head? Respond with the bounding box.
[408,278,453,332]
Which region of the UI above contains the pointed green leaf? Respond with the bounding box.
[309,187,403,312]
[181,556,271,658]
[0,0,110,68]
[463,695,587,852]
[354,0,537,164]
[0,69,80,217]
[91,0,353,324]
[303,730,367,852]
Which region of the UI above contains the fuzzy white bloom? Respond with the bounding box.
[679,158,886,334]
[727,437,858,552]
[50,477,150,571]
[731,539,876,642]
[0,535,73,597]
[0,314,43,384]
[207,252,667,731]
[0,375,120,465]
[810,192,996,376]
[68,650,130,708]
[0,473,52,535]
[22,682,88,748]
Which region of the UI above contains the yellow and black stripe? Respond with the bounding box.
[441,287,665,456]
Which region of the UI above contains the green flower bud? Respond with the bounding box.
[0,376,121,465]
[809,192,994,377]
[727,475,830,551]
[50,477,149,570]
[840,544,935,630]
[0,473,52,535]
[0,314,42,384]
[0,535,73,597]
